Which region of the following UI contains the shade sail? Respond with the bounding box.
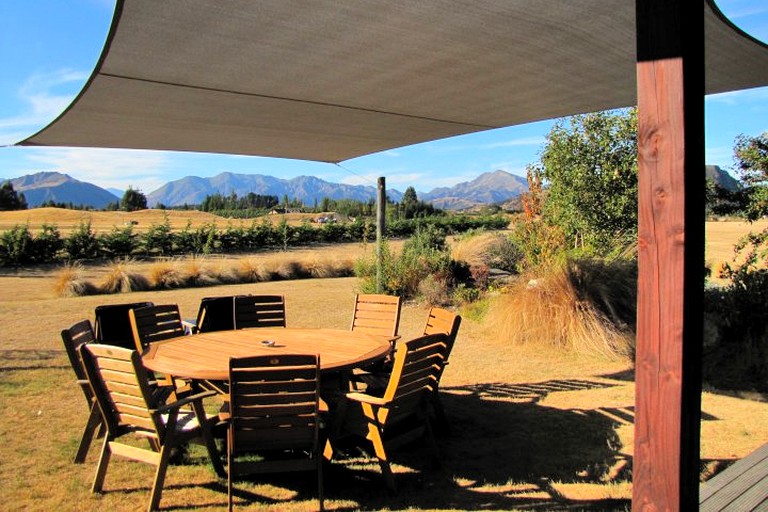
[18,0,768,163]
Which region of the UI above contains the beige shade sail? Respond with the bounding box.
[18,0,768,163]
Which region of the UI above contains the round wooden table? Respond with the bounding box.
[142,327,392,381]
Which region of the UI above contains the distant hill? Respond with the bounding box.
[706,165,741,191]
[147,172,404,207]
[9,172,118,208]
[421,170,528,210]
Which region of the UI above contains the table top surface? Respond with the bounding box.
[141,327,393,381]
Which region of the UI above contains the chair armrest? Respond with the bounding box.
[345,392,388,406]
[155,389,217,413]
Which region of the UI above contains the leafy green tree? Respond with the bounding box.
[121,186,148,212]
[734,133,768,221]
[535,108,638,254]
[0,182,28,211]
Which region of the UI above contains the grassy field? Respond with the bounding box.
[0,207,324,234]
[1,219,767,510]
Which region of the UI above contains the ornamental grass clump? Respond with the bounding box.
[147,259,185,289]
[53,262,97,297]
[182,257,220,287]
[486,258,636,360]
[100,258,149,294]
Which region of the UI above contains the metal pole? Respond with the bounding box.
[376,177,386,293]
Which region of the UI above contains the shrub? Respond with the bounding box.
[32,224,63,263]
[141,215,173,256]
[355,226,453,299]
[0,224,37,266]
[64,221,100,260]
[417,274,451,306]
[703,228,768,393]
[98,225,137,258]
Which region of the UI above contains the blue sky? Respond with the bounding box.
[1,1,767,196]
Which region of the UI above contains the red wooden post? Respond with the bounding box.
[634,1,705,510]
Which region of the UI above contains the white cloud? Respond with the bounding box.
[0,69,89,144]
[25,147,170,192]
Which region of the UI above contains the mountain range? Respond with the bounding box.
[5,166,741,211]
[10,172,119,209]
[6,170,530,210]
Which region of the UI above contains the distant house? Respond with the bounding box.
[268,207,304,215]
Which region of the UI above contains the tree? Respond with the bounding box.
[535,108,638,254]
[0,181,28,211]
[121,186,148,212]
[734,133,768,221]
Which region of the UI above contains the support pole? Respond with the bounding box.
[376,177,386,293]
[634,1,704,510]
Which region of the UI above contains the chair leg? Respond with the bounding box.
[192,401,226,478]
[75,404,102,463]
[431,392,450,434]
[91,437,112,493]
[367,422,396,492]
[317,456,325,512]
[147,444,172,512]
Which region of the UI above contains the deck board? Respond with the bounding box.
[700,442,768,512]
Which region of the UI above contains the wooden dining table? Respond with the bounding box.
[141,327,393,382]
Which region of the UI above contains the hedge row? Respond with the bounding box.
[0,214,508,266]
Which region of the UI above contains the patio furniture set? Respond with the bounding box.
[61,293,461,511]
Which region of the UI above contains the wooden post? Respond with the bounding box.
[634,1,704,510]
[376,177,386,293]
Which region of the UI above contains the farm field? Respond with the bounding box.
[0,207,325,234]
[0,216,766,510]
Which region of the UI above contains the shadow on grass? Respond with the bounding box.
[323,379,633,511]
[0,349,68,372]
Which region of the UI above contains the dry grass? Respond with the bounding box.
[52,262,97,297]
[0,207,329,235]
[486,260,635,360]
[99,259,150,294]
[451,230,506,266]
[1,230,767,510]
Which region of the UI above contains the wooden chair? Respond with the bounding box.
[350,294,402,337]
[233,295,286,329]
[61,319,102,463]
[227,354,325,511]
[129,304,187,352]
[335,333,448,492]
[422,307,462,426]
[79,344,224,512]
[94,301,154,349]
[187,295,235,334]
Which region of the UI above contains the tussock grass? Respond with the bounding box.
[52,262,97,297]
[148,259,185,289]
[451,231,504,266]
[99,259,149,294]
[181,257,220,287]
[486,259,636,360]
[236,257,263,282]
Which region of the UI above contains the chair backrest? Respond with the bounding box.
[229,354,320,455]
[380,333,448,421]
[94,301,154,349]
[195,296,236,333]
[423,307,462,360]
[61,319,97,401]
[350,294,402,337]
[129,304,186,351]
[79,344,160,438]
[233,295,286,329]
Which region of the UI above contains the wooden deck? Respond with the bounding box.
[700,442,768,511]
